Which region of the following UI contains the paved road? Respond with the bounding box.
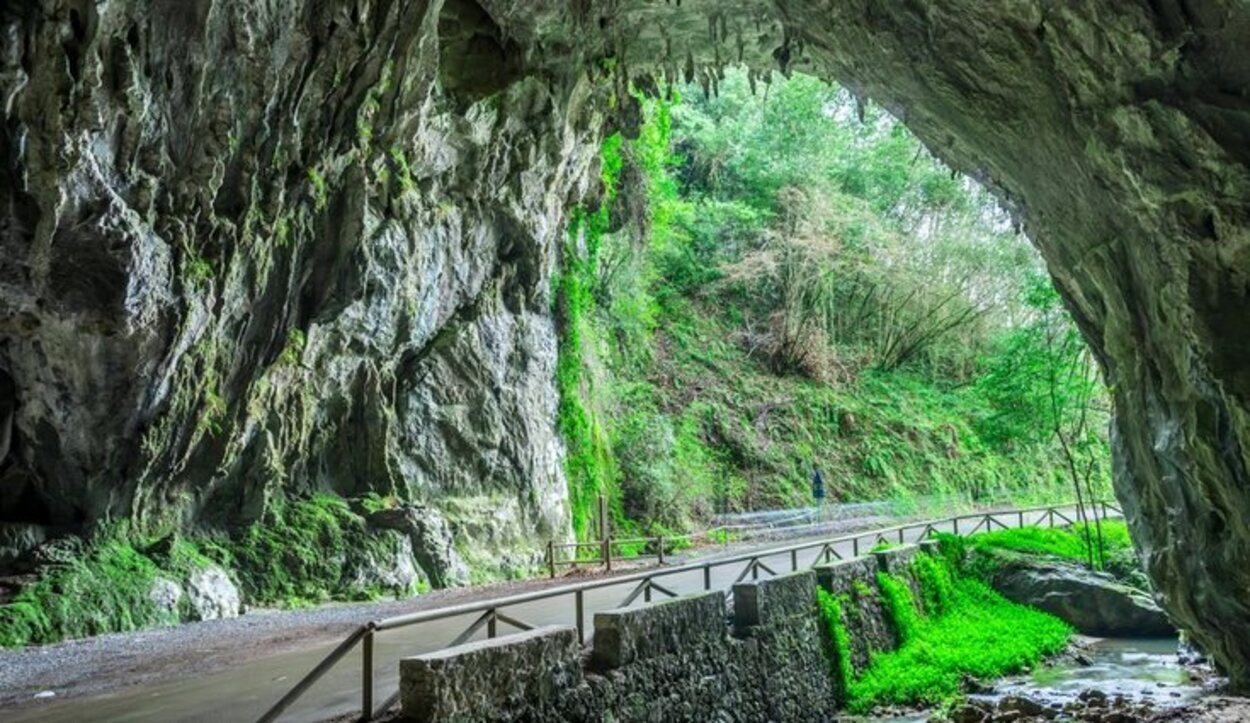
[3,506,1089,723]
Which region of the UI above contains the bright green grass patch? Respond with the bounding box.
[817,588,855,694]
[847,576,1072,713]
[969,520,1132,564]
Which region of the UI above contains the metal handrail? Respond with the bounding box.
[257,500,1123,723]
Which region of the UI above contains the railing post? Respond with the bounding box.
[1018,510,1025,528]
[953,517,960,535]
[603,537,612,572]
[703,564,711,591]
[361,627,374,721]
[575,590,585,644]
[898,527,905,544]
[751,559,760,581]
[547,540,556,579]
[852,537,859,557]
[791,548,798,571]
[657,536,665,565]
[1048,508,1055,528]
[643,579,652,603]
[487,610,497,639]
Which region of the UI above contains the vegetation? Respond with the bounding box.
[817,548,1072,713]
[849,574,1071,712]
[0,495,415,648]
[556,69,1112,537]
[209,494,415,606]
[817,587,855,694]
[964,520,1138,579]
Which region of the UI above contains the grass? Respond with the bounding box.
[848,573,1072,713]
[968,520,1133,566]
[825,546,1073,714]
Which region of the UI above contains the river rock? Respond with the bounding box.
[185,566,241,621]
[989,556,1174,637]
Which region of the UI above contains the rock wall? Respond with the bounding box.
[395,545,937,722]
[399,571,838,723]
[0,0,609,573]
[3,0,1250,683]
[787,0,1250,686]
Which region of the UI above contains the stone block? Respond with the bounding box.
[400,625,581,723]
[813,557,877,596]
[592,591,725,669]
[733,570,817,632]
[873,544,920,575]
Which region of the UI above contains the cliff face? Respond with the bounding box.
[3,0,1250,686]
[0,0,602,573]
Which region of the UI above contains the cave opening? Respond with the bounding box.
[0,0,1248,701]
[566,65,1113,561]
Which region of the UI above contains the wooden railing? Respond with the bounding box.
[256,500,1122,723]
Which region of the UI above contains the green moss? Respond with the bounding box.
[557,133,627,539]
[198,384,228,437]
[186,255,214,287]
[389,147,416,194]
[229,494,357,604]
[846,553,1072,713]
[817,588,855,697]
[0,529,197,648]
[851,579,875,599]
[279,329,306,367]
[912,552,955,616]
[876,571,920,644]
[307,167,328,210]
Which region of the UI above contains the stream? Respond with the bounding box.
[867,637,1204,722]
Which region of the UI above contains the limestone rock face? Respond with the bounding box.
[147,577,183,620]
[3,0,1250,684]
[368,506,469,588]
[0,1,597,573]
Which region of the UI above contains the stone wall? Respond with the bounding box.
[396,545,929,722]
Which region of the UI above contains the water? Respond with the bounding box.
[862,637,1201,722]
[985,637,1201,708]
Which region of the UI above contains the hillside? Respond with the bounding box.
[560,71,1112,538]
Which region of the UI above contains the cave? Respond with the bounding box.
[2,0,1249,688]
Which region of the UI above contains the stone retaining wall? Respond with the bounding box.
[397,545,931,722]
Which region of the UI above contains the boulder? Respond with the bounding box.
[369,506,470,589]
[148,577,184,620]
[989,557,1174,637]
[185,566,241,621]
[345,530,422,597]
